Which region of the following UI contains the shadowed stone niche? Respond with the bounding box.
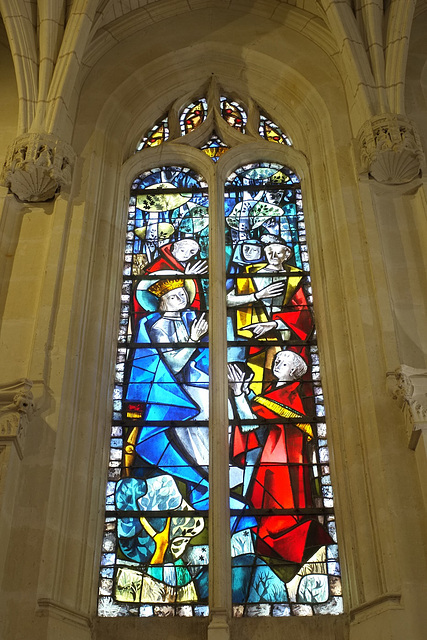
[358,114,424,184]
[1,133,75,202]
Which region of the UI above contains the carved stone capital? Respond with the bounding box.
[0,379,34,458]
[358,114,424,185]
[387,365,427,449]
[1,132,75,202]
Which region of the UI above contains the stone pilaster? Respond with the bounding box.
[1,133,75,202]
[0,379,34,584]
[358,114,424,185]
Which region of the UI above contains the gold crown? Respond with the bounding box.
[148,278,185,298]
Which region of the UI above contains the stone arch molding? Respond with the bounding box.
[77,41,341,166]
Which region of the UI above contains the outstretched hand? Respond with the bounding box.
[190,312,208,341]
[255,281,286,300]
[227,362,245,396]
[242,320,278,337]
[185,259,208,275]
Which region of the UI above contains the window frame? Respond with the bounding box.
[102,108,338,618]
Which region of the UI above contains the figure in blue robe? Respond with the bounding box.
[126,307,210,509]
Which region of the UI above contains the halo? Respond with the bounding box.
[136,277,197,312]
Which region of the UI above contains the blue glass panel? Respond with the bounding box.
[100,167,210,616]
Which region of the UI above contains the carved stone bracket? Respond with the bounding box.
[0,379,34,459]
[1,133,75,202]
[387,365,427,450]
[358,114,424,185]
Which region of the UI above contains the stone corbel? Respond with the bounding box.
[358,114,424,185]
[0,379,34,459]
[386,365,427,450]
[1,132,75,202]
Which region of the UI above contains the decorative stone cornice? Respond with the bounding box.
[1,132,75,202]
[0,379,34,459]
[358,114,424,185]
[387,365,427,450]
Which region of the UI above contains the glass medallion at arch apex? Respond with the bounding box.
[99,166,210,618]
[201,134,228,162]
[225,162,342,616]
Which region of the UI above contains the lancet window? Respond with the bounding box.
[98,83,342,618]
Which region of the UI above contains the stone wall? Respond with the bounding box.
[0,2,426,639]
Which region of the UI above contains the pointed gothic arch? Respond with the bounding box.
[98,84,342,618]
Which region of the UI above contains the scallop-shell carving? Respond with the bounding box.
[369,148,422,185]
[358,114,424,185]
[6,165,59,202]
[1,133,74,202]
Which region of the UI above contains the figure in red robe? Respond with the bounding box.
[231,350,333,566]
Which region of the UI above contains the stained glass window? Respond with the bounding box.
[225,163,341,616]
[104,87,341,619]
[200,134,228,162]
[259,115,291,146]
[99,167,211,617]
[137,115,169,150]
[221,96,246,132]
[180,99,208,135]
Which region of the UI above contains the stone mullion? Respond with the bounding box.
[208,171,231,639]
